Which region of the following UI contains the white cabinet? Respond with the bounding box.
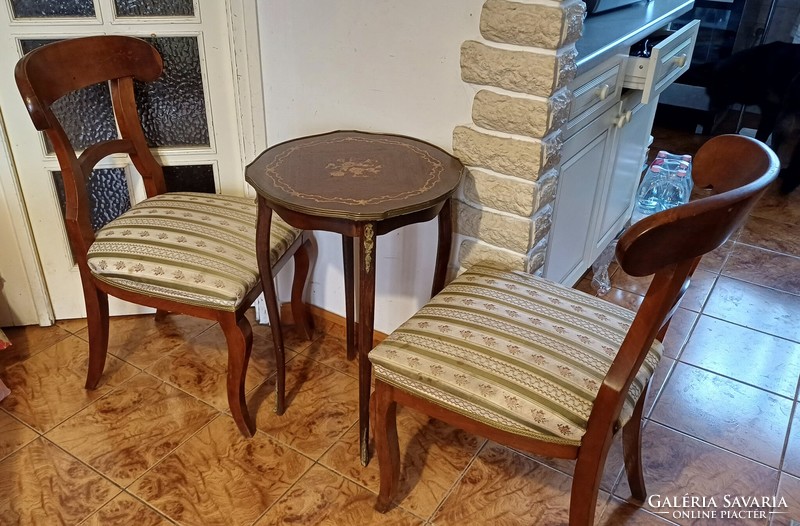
[543,102,618,285]
[543,21,697,286]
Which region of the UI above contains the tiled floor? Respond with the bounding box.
[3,125,800,525]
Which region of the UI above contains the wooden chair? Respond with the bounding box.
[14,35,313,437]
[369,134,779,524]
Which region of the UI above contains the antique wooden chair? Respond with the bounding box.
[14,35,313,437]
[369,134,779,524]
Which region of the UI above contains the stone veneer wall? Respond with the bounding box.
[452,0,584,275]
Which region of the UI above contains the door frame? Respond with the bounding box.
[0,0,266,326]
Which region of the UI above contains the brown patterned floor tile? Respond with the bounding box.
[129,415,312,526]
[0,323,71,368]
[739,216,800,258]
[749,181,800,226]
[300,333,358,379]
[431,441,609,525]
[661,309,699,360]
[0,335,138,432]
[703,277,800,343]
[255,464,422,525]
[147,321,293,413]
[47,373,217,486]
[697,240,734,274]
[773,473,800,526]
[681,316,800,398]
[601,288,645,312]
[615,422,779,526]
[0,437,118,525]
[0,409,37,461]
[650,363,791,467]
[514,428,625,494]
[576,277,599,296]
[783,405,800,478]
[681,270,717,313]
[83,492,174,526]
[644,357,676,417]
[74,314,215,370]
[245,307,318,353]
[55,317,88,334]
[252,353,359,459]
[723,244,800,296]
[611,269,653,297]
[598,497,678,525]
[319,407,485,520]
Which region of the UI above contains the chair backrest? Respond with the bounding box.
[15,35,166,265]
[590,134,779,433]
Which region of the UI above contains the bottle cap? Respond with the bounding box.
[650,165,662,173]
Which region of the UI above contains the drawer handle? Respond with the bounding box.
[673,54,688,68]
[615,110,633,128]
[596,83,610,101]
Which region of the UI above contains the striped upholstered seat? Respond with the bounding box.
[369,264,662,446]
[87,192,301,312]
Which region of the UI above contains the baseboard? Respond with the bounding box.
[279,303,388,346]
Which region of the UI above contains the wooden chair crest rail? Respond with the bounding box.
[368,134,779,525]
[14,35,313,437]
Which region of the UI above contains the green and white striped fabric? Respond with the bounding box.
[369,264,662,446]
[87,192,300,312]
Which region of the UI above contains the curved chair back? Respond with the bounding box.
[594,134,779,433]
[14,36,166,263]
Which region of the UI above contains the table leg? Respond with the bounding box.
[255,198,286,415]
[432,198,453,297]
[358,223,377,466]
[342,235,356,360]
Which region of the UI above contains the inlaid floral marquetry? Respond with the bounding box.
[246,131,464,221]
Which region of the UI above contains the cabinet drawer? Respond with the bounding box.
[623,19,700,104]
[564,57,623,139]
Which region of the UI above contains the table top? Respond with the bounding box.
[246,131,464,222]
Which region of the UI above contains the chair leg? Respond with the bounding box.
[220,313,256,437]
[373,380,401,512]
[154,309,170,321]
[571,439,610,525]
[622,386,648,502]
[84,282,109,390]
[291,238,314,341]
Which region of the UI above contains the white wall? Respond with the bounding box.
[259,0,484,333]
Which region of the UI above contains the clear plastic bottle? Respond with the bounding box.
[659,168,692,210]
[632,165,666,223]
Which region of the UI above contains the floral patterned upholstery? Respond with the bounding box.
[87,192,300,312]
[369,264,662,446]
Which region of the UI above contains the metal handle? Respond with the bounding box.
[673,53,687,68]
[596,83,610,101]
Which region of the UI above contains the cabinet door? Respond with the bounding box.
[543,116,613,285]
[593,92,659,259]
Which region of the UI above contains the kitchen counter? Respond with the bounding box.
[576,0,694,74]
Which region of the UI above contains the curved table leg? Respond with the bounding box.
[358,223,377,466]
[432,198,453,297]
[342,235,356,360]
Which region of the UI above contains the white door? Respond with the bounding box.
[0,0,262,320]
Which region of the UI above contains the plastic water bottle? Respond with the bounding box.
[632,165,666,222]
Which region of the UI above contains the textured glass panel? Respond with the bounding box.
[163,165,215,194]
[136,37,209,148]
[11,0,94,18]
[114,0,194,17]
[52,168,132,232]
[22,40,117,154]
